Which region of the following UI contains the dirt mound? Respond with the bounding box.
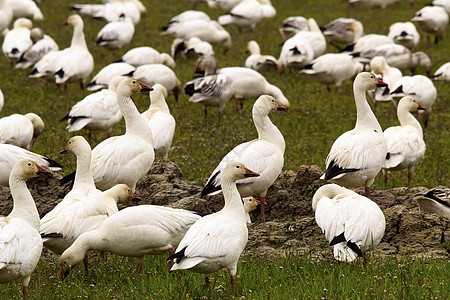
[1,161,448,260]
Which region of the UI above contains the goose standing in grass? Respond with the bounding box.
[369,56,402,103]
[415,188,450,218]
[321,72,388,197]
[383,96,426,187]
[90,78,154,192]
[0,113,44,150]
[0,0,13,35]
[86,62,135,91]
[171,37,215,60]
[15,27,59,69]
[218,0,276,30]
[169,162,259,296]
[6,0,44,21]
[412,6,448,44]
[321,18,364,50]
[245,40,280,72]
[2,18,33,64]
[59,204,202,279]
[201,95,285,220]
[312,184,385,262]
[0,159,50,300]
[0,144,62,186]
[431,62,450,81]
[279,16,309,40]
[95,14,135,51]
[118,46,176,69]
[388,21,420,50]
[61,76,125,142]
[141,84,175,159]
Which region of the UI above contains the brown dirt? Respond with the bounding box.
[1,161,448,260]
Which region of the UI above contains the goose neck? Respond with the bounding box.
[73,148,96,189]
[71,22,88,49]
[221,179,246,220]
[9,176,40,230]
[253,109,285,152]
[354,86,382,132]
[397,108,423,138]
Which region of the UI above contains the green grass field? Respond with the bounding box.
[0,0,449,298]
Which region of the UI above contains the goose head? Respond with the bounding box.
[106,184,141,205]
[254,95,286,115]
[193,55,218,76]
[59,248,84,280]
[354,72,388,91]
[11,159,51,181]
[25,113,44,140]
[222,162,259,183]
[369,56,388,74]
[63,14,83,27]
[243,196,260,214]
[312,184,348,211]
[30,27,44,43]
[117,78,153,96]
[14,18,33,30]
[151,83,169,101]
[397,96,426,112]
[247,40,261,55]
[60,136,91,156]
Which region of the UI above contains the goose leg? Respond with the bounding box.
[231,274,237,296]
[259,196,266,221]
[204,275,211,290]
[365,186,371,197]
[83,255,89,278]
[167,247,175,272]
[408,171,412,188]
[383,169,388,188]
[22,285,29,300]
[136,257,143,278]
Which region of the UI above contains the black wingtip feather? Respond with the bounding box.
[324,160,359,180]
[41,232,64,238]
[167,246,187,263]
[346,241,363,257]
[60,171,76,189]
[46,158,63,169]
[200,171,222,198]
[330,232,346,246]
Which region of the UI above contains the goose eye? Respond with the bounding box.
[27,162,32,167]
[132,80,136,84]
[370,75,374,78]
[236,165,240,168]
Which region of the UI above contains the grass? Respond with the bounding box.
[0,0,449,298]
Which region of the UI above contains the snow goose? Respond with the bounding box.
[412,6,449,44]
[432,0,450,14]
[312,184,385,262]
[0,113,44,150]
[61,76,125,141]
[278,31,314,71]
[59,205,202,279]
[343,33,393,53]
[415,188,450,218]
[126,64,182,101]
[118,46,176,69]
[296,18,326,58]
[382,96,426,187]
[90,78,154,192]
[141,84,176,159]
[201,95,285,220]
[171,37,215,61]
[322,18,364,50]
[431,62,450,81]
[208,0,243,11]
[320,72,388,196]
[389,75,437,127]
[0,159,50,299]
[6,0,43,21]
[86,62,135,91]
[1,18,33,63]
[301,53,363,92]
[245,40,280,72]
[218,0,276,30]
[15,27,59,69]
[243,196,259,224]
[388,21,420,50]
[29,14,94,91]
[96,14,135,51]
[0,144,62,186]
[279,16,309,40]
[72,0,141,25]
[169,162,259,296]
[0,0,13,35]
[368,56,402,103]
[348,0,400,9]
[163,10,210,27]
[40,136,136,257]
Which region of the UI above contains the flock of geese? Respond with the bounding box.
[0,0,449,298]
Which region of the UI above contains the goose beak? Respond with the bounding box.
[277,104,286,111]
[244,167,259,178]
[59,266,71,280]
[36,164,52,175]
[60,147,69,154]
[62,20,69,26]
[255,199,261,205]
[138,81,153,92]
[417,103,426,111]
[376,78,388,87]
[131,193,142,204]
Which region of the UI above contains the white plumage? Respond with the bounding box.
[369,56,402,102]
[0,0,13,35]
[218,0,276,30]
[171,37,215,60]
[86,62,135,91]
[119,46,176,69]
[278,16,309,40]
[322,18,364,48]
[245,40,280,72]
[312,184,385,262]
[6,0,43,21]
[96,14,135,50]
[0,113,44,150]
[278,31,314,71]
[412,6,449,44]
[15,28,59,69]
[2,18,33,61]
[72,0,142,25]
[431,62,450,81]
[348,0,400,9]
[415,188,450,218]
[388,21,420,50]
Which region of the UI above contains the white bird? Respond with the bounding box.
[388,21,420,50]
[201,95,285,220]
[0,0,13,36]
[72,0,141,25]
[279,16,309,40]
[141,84,176,159]
[169,162,259,296]
[118,46,176,69]
[59,204,202,279]
[432,0,450,14]
[15,27,59,69]
[218,0,276,30]
[90,78,154,192]
[278,31,314,71]
[0,159,50,300]
[171,37,215,60]
[344,33,393,53]
[415,188,450,218]
[0,144,62,186]
[164,10,210,26]
[96,14,135,50]
[0,113,44,150]
[301,53,363,92]
[61,76,126,141]
[2,18,33,62]
[320,72,388,197]
[383,96,426,187]
[389,75,437,127]
[29,14,94,91]
[245,40,280,72]
[348,0,400,9]
[431,62,450,81]
[322,18,364,49]
[127,64,182,101]
[86,62,135,91]
[294,18,326,58]
[6,0,44,21]
[369,56,402,103]
[312,184,386,262]
[412,6,449,44]
[242,196,259,224]
[208,0,243,11]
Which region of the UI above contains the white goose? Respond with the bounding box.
[243,196,259,224]
[86,62,135,91]
[2,18,33,62]
[322,18,364,49]
[312,184,385,262]
[383,96,426,187]
[201,95,285,220]
[278,31,314,71]
[388,21,420,50]
[320,72,388,196]
[61,76,126,141]
[164,10,210,26]
[72,0,141,25]
[15,27,59,69]
[218,0,276,30]
[0,144,62,186]
[118,46,176,69]
[40,136,136,257]
[171,37,215,60]
[208,0,243,11]
[59,205,202,279]
[0,113,44,150]
[0,0,13,35]
[245,40,280,72]
[0,159,50,300]
[369,56,402,102]
[141,84,176,159]
[416,188,450,218]
[290,18,326,59]
[344,33,393,53]
[6,0,44,21]
[278,16,309,40]
[431,62,450,81]
[348,0,400,9]
[412,6,448,44]
[169,162,259,296]
[29,14,94,91]
[95,14,135,50]
[432,0,450,14]
[90,78,154,192]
